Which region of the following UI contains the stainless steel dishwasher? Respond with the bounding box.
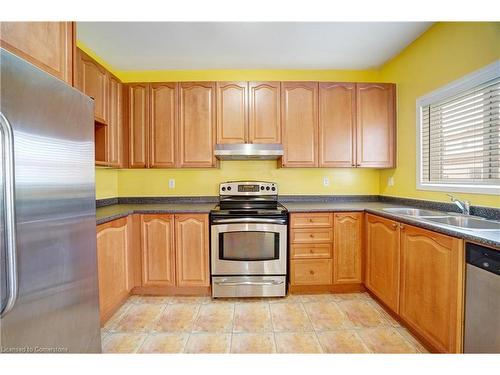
[464,243,500,353]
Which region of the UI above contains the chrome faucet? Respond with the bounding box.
[447,194,470,215]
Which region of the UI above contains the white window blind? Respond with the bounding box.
[420,76,500,189]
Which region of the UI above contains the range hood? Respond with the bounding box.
[215,143,284,160]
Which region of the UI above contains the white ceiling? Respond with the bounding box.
[77,22,433,71]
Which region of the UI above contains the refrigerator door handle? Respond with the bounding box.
[0,112,18,318]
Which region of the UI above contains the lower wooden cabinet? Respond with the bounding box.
[139,213,209,289]
[399,225,464,353]
[365,214,401,313]
[96,217,131,324]
[333,212,363,284]
[175,214,210,287]
[141,214,176,287]
[291,259,332,285]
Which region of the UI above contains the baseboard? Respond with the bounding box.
[289,283,364,294]
[131,285,211,296]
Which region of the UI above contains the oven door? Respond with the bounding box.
[211,221,287,276]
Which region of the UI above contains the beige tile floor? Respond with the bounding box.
[101,293,428,354]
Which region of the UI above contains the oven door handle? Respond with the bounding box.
[211,217,286,225]
[214,280,284,287]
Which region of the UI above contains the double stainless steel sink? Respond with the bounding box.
[382,207,500,231]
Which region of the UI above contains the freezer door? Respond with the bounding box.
[0,49,101,353]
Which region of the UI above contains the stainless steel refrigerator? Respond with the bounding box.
[0,48,101,353]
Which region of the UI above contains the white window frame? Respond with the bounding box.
[416,60,500,195]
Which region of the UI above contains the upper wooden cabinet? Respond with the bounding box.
[128,83,150,168]
[216,82,248,144]
[356,83,396,168]
[76,49,109,124]
[333,212,363,284]
[178,82,216,167]
[150,83,178,168]
[248,82,281,143]
[96,218,130,324]
[281,82,319,167]
[365,214,401,313]
[400,225,464,353]
[0,22,74,85]
[141,214,176,287]
[175,214,210,287]
[107,75,123,167]
[319,83,356,167]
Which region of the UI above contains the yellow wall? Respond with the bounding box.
[117,162,380,197]
[95,167,118,199]
[379,22,500,208]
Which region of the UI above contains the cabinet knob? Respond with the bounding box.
[309,234,314,238]
[309,249,314,253]
[400,224,405,230]
[392,223,398,229]
[309,218,313,223]
[309,270,315,275]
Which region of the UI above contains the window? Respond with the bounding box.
[417,61,500,195]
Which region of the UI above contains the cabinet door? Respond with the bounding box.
[0,22,73,85]
[400,225,464,353]
[107,75,123,167]
[150,83,177,168]
[356,83,395,168]
[175,214,210,287]
[128,84,150,168]
[365,214,400,312]
[76,49,108,124]
[178,82,216,167]
[96,218,129,323]
[141,214,176,287]
[216,82,247,144]
[319,83,356,167]
[281,82,318,167]
[248,82,281,143]
[333,212,363,284]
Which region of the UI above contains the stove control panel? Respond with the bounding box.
[220,181,278,196]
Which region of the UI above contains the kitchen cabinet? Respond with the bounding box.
[0,22,74,85]
[96,218,130,324]
[365,214,400,313]
[333,212,363,284]
[76,48,109,124]
[290,212,333,287]
[141,214,176,287]
[107,75,123,167]
[281,82,319,167]
[216,82,248,144]
[319,83,356,167]
[400,225,464,353]
[356,83,396,168]
[150,83,178,168]
[128,83,150,168]
[248,81,281,143]
[178,82,216,167]
[175,214,210,287]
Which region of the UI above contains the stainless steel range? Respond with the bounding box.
[210,181,288,298]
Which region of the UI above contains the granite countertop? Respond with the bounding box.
[96,203,215,225]
[96,199,499,249]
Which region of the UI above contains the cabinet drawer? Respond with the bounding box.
[291,259,332,285]
[291,228,333,243]
[291,243,332,259]
[291,213,333,228]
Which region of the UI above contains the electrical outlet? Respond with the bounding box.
[323,176,330,186]
[168,178,175,189]
[388,177,394,186]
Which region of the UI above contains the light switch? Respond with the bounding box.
[323,176,330,186]
[168,178,175,189]
[388,177,394,186]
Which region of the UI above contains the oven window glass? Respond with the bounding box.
[219,231,279,261]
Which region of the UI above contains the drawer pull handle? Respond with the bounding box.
[309,249,314,253]
[309,218,313,222]
[309,270,315,275]
[309,234,314,238]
